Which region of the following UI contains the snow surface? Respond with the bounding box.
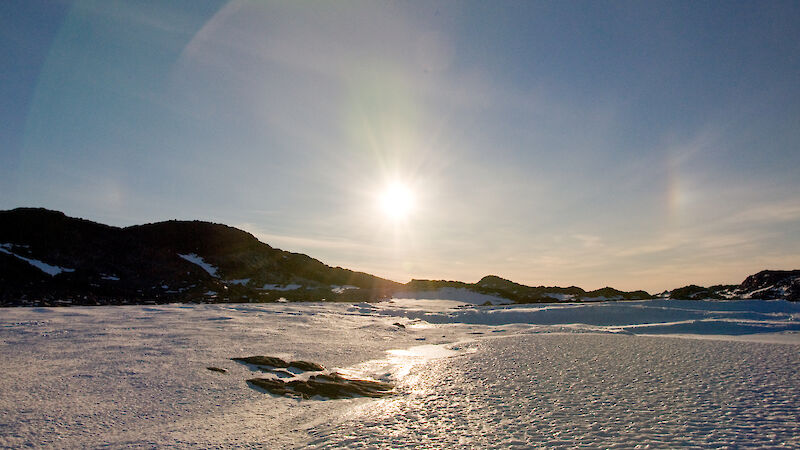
[0,243,75,276]
[392,287,512,305]
[330,285,359,294]
[1,299,799,447]
[177,253,218,277]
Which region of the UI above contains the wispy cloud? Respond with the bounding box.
[724,201,800,225]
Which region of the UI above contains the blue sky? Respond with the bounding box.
[2,0,799,292]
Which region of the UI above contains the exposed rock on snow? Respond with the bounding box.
[206,367,227,373]
[233,355,290,368]
[288,360,325,372]
[232,356,325,372]
[234,355,389,399]
[248,373,394,400]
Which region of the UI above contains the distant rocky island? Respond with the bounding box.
[1,208,797,306]
[660,270,800,302]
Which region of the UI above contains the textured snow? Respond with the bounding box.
[1,299,798,447]
[177,253,218,277]
[228,278,250,286]
[310,334,800,449]
[0,244,75,276]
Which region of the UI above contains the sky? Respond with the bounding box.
[2,0,799,292]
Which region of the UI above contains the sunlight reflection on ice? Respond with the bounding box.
[337,343,468,386]
[332,343,475,428]
[386,344,463,379]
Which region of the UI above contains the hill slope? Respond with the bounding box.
[0,208,399,306]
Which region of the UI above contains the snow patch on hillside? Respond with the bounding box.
[0,243,75,276]
[331,285,359,294]
[542,293,576,301]
[177,253,218,277]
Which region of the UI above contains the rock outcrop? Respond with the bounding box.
[232,356,325,372]
[232,355,393,399]
[247,373,394,400]
[735,270,800,301]
[666,270,800,301]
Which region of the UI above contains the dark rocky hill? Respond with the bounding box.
[662,284,737,300]
[0,208,399,306]
[1,208,797,306]
[403,275,652,303]
[735,270,800,301]
[664,270,800,301]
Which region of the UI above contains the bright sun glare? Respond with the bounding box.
[380,183,414,220]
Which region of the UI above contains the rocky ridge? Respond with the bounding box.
[0,208,399,306]
[665,270,800,301]
[1,208,797,305]
[399,276,652,303]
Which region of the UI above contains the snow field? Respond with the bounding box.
[0,303,458,447]
[308,334,800,448]
[1,299,798,447]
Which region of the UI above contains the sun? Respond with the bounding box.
[379,182,415,220]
